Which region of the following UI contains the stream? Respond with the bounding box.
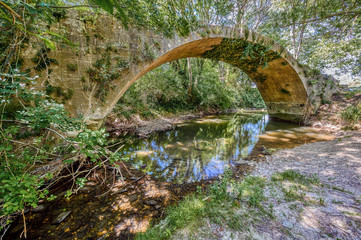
[121,111,332,183]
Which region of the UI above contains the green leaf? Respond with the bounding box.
[94,0,114,14]
[114,5,128,29]
[44,31,73,46]
[38,36,56,50]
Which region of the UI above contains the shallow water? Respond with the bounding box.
[120,112,333,184]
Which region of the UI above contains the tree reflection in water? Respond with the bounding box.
[121,112,269,183]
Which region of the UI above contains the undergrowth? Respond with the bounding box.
[0,71,128,237]
[136,170,270,240]
[115,59,266,121]
[341,104,361,127]
[137,169,325,239]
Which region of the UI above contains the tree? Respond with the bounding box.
[262,0,361,76]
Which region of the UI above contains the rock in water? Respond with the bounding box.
[52,211,71,224]
[32,205,46,213]
[145,200,158,206]
[128,195,138,202]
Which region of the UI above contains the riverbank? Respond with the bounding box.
[308,91,361,131]
[106,109,266,138]
[107,91,360,139]
[139,130,361,240]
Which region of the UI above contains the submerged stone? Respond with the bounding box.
[128,195,138,202]
[145,200,158,206]
[52,211,72,224]
[32,205,46,213]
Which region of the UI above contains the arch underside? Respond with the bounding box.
[129,37,308,122]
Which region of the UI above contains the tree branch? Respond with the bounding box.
[0,0,23,24]
[285,10,361,26]
[36,4,99,9]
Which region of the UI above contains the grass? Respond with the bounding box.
[331,186,354,195]
[283,185,306,201]
[271,170,319,185]
[271,170,320,202]
[332,199,343,204]
[136,172,269,240]
[137,170,323,240]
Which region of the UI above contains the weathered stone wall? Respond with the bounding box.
[306,70,340,115]
[20,10,338,129]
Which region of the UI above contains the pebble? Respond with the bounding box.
[234,159,249,165]
[33,205,46,213]
[52,211,71,224]
[128,195,138,202]
[78,187,91,192]
[145,200,158,206]
[118,188,128,193]
[282,220,294,229]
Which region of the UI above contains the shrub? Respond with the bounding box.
[341,104,361,126]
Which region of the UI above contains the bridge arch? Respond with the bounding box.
[21,11,336,129]
[106,30,309,126]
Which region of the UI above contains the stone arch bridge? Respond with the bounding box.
[22,10,338,129]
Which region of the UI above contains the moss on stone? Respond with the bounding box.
[142,42,155,61]
[86,50,129,101]
[201,38,280,84]
[281,88,291,95]
[45,82,73,100]
[31,48,58,72]
[67,63,78,71]
[52,10,67,21]
[94,33,104,40]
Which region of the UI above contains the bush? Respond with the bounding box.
[0,71,127,234]
[341,104,361,126]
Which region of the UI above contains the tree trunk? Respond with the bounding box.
[187,58,193,97]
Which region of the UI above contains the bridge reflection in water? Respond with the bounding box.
[121,112,269,183]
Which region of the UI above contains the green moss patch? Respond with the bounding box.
[32,48,58,72]
[281,88,291,95]
[87,50,130,101]
[46,82,74,100]
[66,63,78,71]
[201,38,281,83]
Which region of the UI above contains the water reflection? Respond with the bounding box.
[120,112,269,183]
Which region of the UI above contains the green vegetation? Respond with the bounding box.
[137,170,270,240]
[32,48,59,72]
[202,38,280,84]
[341,104,361,127]
[271,170,320,202]
[116,58,266,119]
[137,170,331,239]
[46,82,74,101]
[0,70,127,234]
[86,48,129,101]
[66,63,78,72]
[271,169,319,185]
[92,0,361,78]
